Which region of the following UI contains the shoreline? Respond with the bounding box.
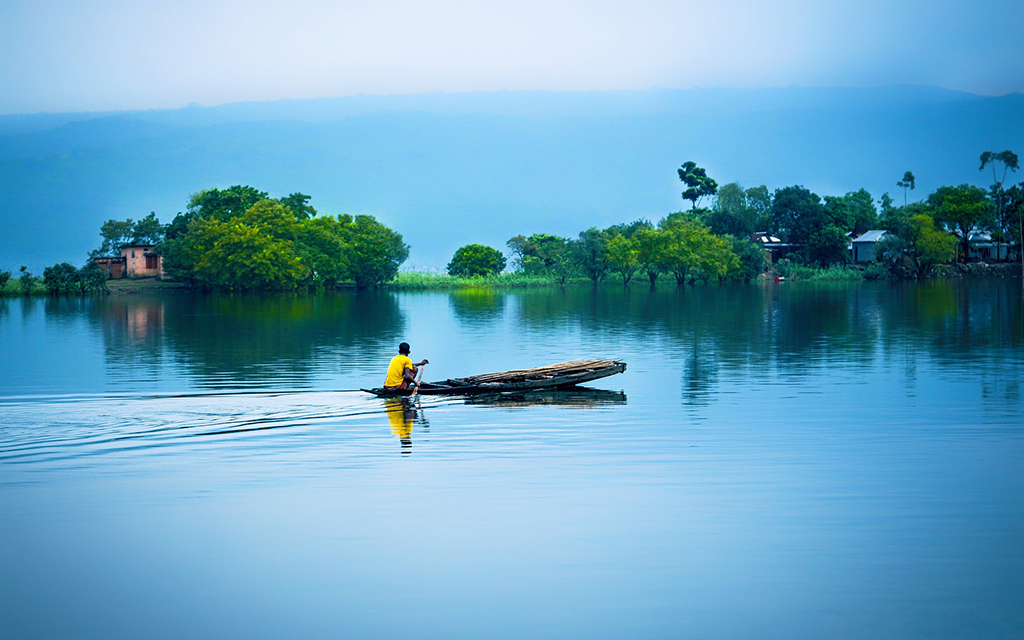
[2,264,1020,297]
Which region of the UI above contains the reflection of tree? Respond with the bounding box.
[89,291,405,388]
[682,336,718,408]
[509,280,1024,409]
[448,289,506,326]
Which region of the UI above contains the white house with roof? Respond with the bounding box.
[966,231,1010,262]
[751,232,799,264]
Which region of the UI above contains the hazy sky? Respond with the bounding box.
[1,0,1022,114]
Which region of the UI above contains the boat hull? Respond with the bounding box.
[362,361,626,397]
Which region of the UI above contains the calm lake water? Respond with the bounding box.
[2,280,1023,639]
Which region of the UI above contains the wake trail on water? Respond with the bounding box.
[0,389,456,465]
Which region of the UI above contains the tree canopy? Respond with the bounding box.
[157,187,407,290]
[929,184,994,259]
[678,161,718,210]
[447,244,507,277]
[770,185,825,246]
[897,171,916,206]
[93,212,165,257]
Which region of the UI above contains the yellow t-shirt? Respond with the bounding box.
[385,354,413,387]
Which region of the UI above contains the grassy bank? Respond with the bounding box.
[774,264,866,281]
[386,271,585,289]
[0,277,46,296]
[105,278,189,294]
[0,276,191,296]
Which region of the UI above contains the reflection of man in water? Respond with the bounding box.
[383,342,429,391]
[384,398,417,455]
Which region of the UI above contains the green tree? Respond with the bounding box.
[0,266,11,293]
[165,185,270,241]
[874,234,911,271]
[132,212,165,245]
[94,218,137,256]
[876,214,955,278]
[1005,183,1024,267]
[727,236,768,281]
[879,192,897,223]
[808,225,850,266]
[678,161,718,210]
[296,214,353,287]
[279,193,318,220]
[911,214,956,276]
[19,266,33,295]
[508,234,568,270]
[188,185,270,222]
[845,189,878,234]
[635,228,671,285]
[770,185,825,247]
[183,206,306,291]
[447,244,507,277]
[979,150,1019,260]
[694,232,739,282]
[745,185,772,231]
[823,196,854,231]
[42,262,80,294]
[344,215,409,288]
[78,262,108,293]
[658,216,736,284]
[572,228,611,284]
[661,223,698,285]
[93,213,164,257]
[897,171,916,206]
[929,184,994,260]
[605,219,653,238]
[507,233,575,283]
[980,150,1019,186]
[606,234,640,284]
[707,182,756,236]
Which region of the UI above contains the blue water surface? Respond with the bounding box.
[1,281,1022,639]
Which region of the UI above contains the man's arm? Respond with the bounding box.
[402,360,428,382]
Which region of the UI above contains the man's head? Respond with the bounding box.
[398,342,411,355]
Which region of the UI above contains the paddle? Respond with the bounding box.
[410,363,427,397]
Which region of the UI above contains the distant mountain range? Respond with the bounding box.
[1,86,1022,271]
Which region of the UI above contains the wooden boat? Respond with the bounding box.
[362,358,626,397]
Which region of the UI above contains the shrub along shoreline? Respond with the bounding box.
[383,263,1021,289]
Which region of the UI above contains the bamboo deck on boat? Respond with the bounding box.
[362,358,626,396]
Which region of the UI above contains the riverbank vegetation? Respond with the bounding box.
[494,149,1021,285]
[7,148,1021,296]
[389,272,573,290]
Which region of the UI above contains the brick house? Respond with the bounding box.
[93,244,164,278]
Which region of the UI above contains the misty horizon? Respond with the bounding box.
[2,0,1022,115]
[1,85,1021,272]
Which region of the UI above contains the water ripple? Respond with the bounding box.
[0,390,459,465]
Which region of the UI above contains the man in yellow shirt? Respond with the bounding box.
[384,342,429,390]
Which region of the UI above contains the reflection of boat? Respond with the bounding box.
[464,387,626,407]
[362,359,626,397]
